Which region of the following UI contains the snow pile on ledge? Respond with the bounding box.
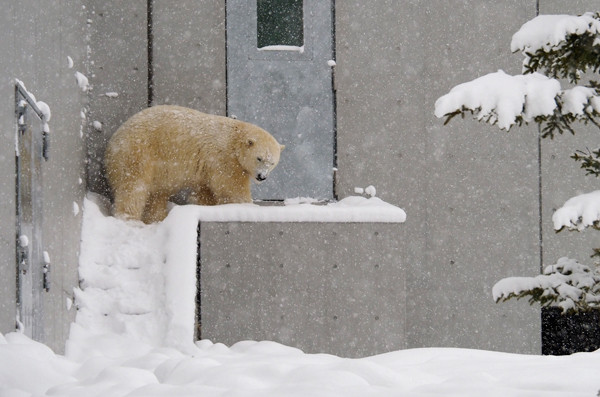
[552,190,600,231]
[511,12,600,53]
[169,195,406,223]
[76,195,198,351]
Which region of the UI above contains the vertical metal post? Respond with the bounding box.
[195,222,202,340]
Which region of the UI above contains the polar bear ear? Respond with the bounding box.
[279,144,285,151]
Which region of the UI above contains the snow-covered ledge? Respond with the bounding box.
[168,196,407,223]
[75,193,405,352]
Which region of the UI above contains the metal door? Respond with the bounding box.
[227,0,335,200]
[15,81,49,340]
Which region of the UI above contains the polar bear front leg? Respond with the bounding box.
[210,182,252,205]
[188,186,218,206]
[113,182,149,221]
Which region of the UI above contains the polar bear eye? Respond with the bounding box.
[257,156,263,162]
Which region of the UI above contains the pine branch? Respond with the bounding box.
[522,13,600,83]
[572,148,600,177]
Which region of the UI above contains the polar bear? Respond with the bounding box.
[104,105,284,223]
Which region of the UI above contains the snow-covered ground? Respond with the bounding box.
[2,329,600,397]
[1,194,599,396]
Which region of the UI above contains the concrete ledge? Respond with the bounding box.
[199,221,405,358]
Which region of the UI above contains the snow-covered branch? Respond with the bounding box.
[493,257,600,313]
[434,70,600,132]
[512,12,600,82]
[552,190,600,231]
[434,70,560,130]
[435,13,600,133]
[511,12,600,54]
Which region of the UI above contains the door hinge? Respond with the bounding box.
[43,251,51,292]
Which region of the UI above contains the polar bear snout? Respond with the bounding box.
[253,158,276,183]
[254,169,271,183]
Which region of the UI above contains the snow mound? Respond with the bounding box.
[2,329,600,396]
[75,194,198,352]
[1,194,596,396]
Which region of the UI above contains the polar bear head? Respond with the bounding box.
[237,123,285,183]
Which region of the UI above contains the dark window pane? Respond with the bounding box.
[257,0,303,48]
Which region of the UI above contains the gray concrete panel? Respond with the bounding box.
[336,1,541,353]
[538,3,600,268]
[152,0,226,115]
[85,0,148,196]
[200,222,406,358]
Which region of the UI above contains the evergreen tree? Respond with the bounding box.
[435,12,600,313]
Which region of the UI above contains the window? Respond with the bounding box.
[257,0,304,49]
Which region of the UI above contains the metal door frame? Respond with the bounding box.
[15,80,49,340]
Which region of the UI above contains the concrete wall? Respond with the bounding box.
[0,0,18,345]
[152,0,226,114]
[85,0,149,195]
[85,0,226,196]
[331,0,599,353]
[200,222,406,357]
[335,0,542,353]
[20,0,595,356]
[0,0,87,352]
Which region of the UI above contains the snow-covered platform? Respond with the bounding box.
[77,193,406,357]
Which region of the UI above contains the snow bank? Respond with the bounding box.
[2,328,600,396]
[511,12,600,53]
[552,190,600,231]
[434,70,561,130]
[75,195,178,347]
